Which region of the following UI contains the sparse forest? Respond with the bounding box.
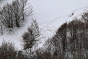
[0,0,88,59]
[0,0,32,30]
[44,18,88,59]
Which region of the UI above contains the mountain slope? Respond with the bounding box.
[0,0,88,51]
[33,7,88,50]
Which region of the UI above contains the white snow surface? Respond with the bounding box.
[29,0,88,25]
[0,0,88,51]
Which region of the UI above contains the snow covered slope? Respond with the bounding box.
[1,0,88,25]
[33,7,88,50]
[29,0,88,25]
[0,0,88,51]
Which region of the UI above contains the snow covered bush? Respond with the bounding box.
[23,20,39,49]
[31,20,40,39]
[82,12,88,22]
[0,0,32,29]
[23,27,34,49]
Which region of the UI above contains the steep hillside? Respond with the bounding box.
[0,0,88,51]
[33,7,88,50]
[0,0,88,59]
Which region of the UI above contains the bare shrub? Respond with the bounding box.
[0,41,29,59]
[0,41,17,59]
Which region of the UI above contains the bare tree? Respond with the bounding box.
[0,0,33,30]
[23,20,40,50]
